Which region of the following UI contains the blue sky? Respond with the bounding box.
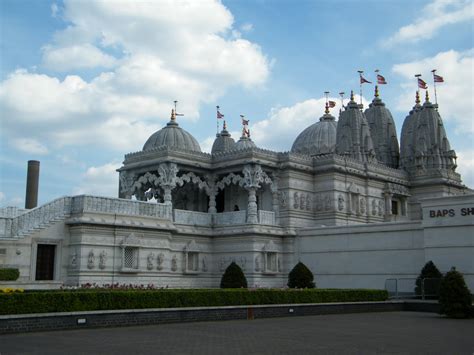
[1,0,473,207]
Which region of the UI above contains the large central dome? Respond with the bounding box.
[143,110,201,152]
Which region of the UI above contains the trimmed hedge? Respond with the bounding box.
[0,289,388,315]
[0,268,19,281]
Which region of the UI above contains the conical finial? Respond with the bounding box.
[170,109,176,121]
[325,102,329,114]
[415,91,420,105]
[425,90,430,102]
[223,120,227,130]
[374,85,379,98]
[350,90,354,101]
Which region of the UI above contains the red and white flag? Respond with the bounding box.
[328,100,336,108]
[418,78,428,89]
[433,74,444,83]
[360,74,372,84]
[217,110,224,119]
[377,74,387,85]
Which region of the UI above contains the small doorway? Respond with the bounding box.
[35,244,56,280]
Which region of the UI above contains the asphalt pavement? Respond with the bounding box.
[1,312,473,354]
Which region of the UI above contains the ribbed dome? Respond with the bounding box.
[234,136,256,150]
[400,91,456,172]
[336,91,376,162]
[143,112,201,152]
[211,125,235,154]
[291,112,337,156]
[364,88,400,168]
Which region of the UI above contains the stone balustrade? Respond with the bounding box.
[214,211,247,225]
[0,195,275,238]
[258,210,276,225]
[71,195,172,220]
[174,209,212,226]
[173,209,276,226]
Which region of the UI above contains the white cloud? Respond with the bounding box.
[384,0,473,46]
[73,161,120,197]
[51,3,59,18]
[241,23,254,32]
[0,0,270,155]
[392,49,474,133]
[456,150,474,189]
[10,138,49,155]
[250,95,369,152]
[0,192,5,204]
[42,44,117,71]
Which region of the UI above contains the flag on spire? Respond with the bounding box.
[217,110,224,119]
[360,74,372,84]
[433,74,444,83]
[376,74,387,85]
[241,115,249,126]
[418,78,428,89]
[328,100,336,108]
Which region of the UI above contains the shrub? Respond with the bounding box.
[439,267,472,319]
[415,261,442,297]
[288,262,315,288]
[0,288,388,315]
[220,262,248,288]
[0,268,20,281]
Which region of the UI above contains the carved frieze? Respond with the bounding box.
[157,253,164,270]
[99,250,107,270]
[87,250,95,269]
[147,252,155,270]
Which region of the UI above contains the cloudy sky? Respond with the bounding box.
[0,0,473,207]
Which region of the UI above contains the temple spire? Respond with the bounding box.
[425,90,430,103]
[350,90,354,102]
[374,85,379,98]
[415,91,420,105]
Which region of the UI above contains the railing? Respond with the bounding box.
[71,195,172,220]
[385,277,442,299]
[174,209,212,226]
[258,210,275,225]
[214,210,247,225]
[0,207,27,218]
[7,197,72,238]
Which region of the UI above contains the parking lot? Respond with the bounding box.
[1,311,473,354]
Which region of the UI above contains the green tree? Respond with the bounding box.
[439,267,472,319]
[220,262,248,288]
[415,261,442,297]
[288,262,315,289]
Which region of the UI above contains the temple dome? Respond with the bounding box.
[143,110,201,152]
[234,130,256,150]
[364,87,400,168]
[400,91,456,172]
[211,123,235,154]
[335,91,376,162]
[291,110,337,156]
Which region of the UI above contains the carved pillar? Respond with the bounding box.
[119,171,135,199]
[272,191,280,224]
[242,164,264,224]
[208,191,217,214]
[247,187,258,224]
[157,163,179,206]
[384,192,392,220]
[205,174,217,214]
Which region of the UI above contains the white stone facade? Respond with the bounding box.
[1,96,473,291]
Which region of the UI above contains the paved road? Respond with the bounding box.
[1,312,473,354]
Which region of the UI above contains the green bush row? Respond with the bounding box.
[0,268,19,281]
[0,288,388,315]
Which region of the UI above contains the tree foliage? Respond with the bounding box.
[439,267,472,319]
[415,260,442,297]
[220,262,248,288]
[288,262,315,289]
